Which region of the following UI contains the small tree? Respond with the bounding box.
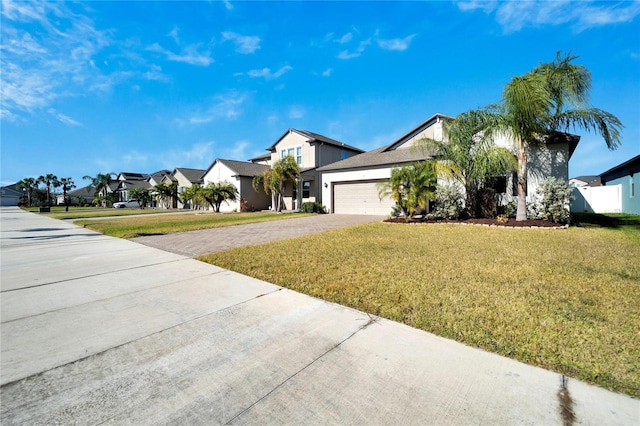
[536,177,574,224]
[201,181,239,212]
[83,173,116,207]
[16,177,37,207]
[180,184,204,210]
[59,177,76,212]
[129,187,152,209]
[252,156,301,212]
[377,161,437,220]
[154,182,178,209]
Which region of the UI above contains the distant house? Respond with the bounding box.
[115,172,151,203]
[56,185,97,206]
[257,128,364,210]
[202,159,270,212]
[0,184,22,206]
[319,113,580,215]
[569,175,601,187]
[600,154,640,215]
[172,167,205,209]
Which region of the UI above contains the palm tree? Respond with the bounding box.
[16,177,37,207]
[129,187,151,209]
[377,161,437,220]
[180,184,204,210]
[154,182,178,209]
[481,52,622,220]
[83,173,115,207]
[37,174,60,206]
[419,110,517,217]
[59,177,76,212]
[253,156,301,212]
[201,181,239,212]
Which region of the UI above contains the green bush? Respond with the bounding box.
[301,202,326,214]
[433,185,464,220]
[536,177,574,223]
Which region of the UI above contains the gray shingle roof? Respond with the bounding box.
[249,152,271,162]
[206,159,270,178]
[174,168,206,184]
[266,129,364,154]
[317,145,433,172]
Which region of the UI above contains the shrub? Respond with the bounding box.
[536,177,574,223]
[301,201,326,214]
[390,204,402,218]
[433,185,464,220]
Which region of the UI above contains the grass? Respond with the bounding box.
[77,211,313,238]
[199,213,640,397]
[23,206,179,220]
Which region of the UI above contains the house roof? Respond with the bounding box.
[203,158,270,178]
[68,185,97,196]
[266,129,364,154]
[1,184,22,196]
[600,154,640,182]
[570,175,600,186]
[317,114,449,172]
[118,172,148,180]
[117,180,151,191]
[174,168,206,184]
[148,169,172,183]
[249,152,271,162]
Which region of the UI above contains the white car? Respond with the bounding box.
[113,200,140,208]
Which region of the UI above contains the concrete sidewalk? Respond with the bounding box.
[1,207,637,424]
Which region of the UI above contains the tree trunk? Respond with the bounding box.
[516,143,528,221]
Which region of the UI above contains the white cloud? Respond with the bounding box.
[322,68,333,77]
[337,39,370,60]
[221,31,261,54]
[458,0,640,33]
[168,27,180,44]
[247,65,293,80]
[143,64,169,82]
[47,108,81,126]
[147,43,213,66]
[288,106,304,119]
[224,141,249,160]
[175,91,248,126]
[223,0,233,11]
[377,34,416,51]
[338,32,353,44]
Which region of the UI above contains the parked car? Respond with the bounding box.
[113,200,140,208]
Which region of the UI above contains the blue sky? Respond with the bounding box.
[2,0,639,188]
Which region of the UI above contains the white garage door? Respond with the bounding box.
[333,180,395,215]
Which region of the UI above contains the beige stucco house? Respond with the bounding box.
[319,113,579,215]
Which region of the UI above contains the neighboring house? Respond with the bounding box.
[56,185,96,206]
[202,159,270,212]
[146,169,172,187]
[172,167,205,209]
[569,175,601,187]
[600,154,640,215]
[248,152,272,166]
[0,184,22,206]
[259,128,364,210]
[115,172,151,203]
[319,113,580,215]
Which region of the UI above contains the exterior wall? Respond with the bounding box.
[173,170,197,209]
[315,144,359,167]
[271,131,316,168]
[321,166,393,213]
[605,175,639,214]
[202,162,241,213]
[396,120,443,149]
[492,133,570,204]
[239,176,271,211]
[571,185,622,213]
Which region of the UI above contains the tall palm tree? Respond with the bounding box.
[271,156,301,211]
[16,177,37,207]
[83,173,115,207]
[482,52,622,220]
[59,177,76,212]
[37,174,60,206]
[252,168,278,211]
[419,110,517,217]
[201,181,239,212]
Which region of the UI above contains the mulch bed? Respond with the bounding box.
[383,217,566,228]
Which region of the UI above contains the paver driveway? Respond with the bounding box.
[131,214,383,257]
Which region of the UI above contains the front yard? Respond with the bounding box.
[199,214,640,397]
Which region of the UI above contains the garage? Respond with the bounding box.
[332,180,395,215]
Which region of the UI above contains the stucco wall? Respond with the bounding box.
[606,175,639,214]
[202,161,241,212]
[239,176,271,211]
[271,131,316,168]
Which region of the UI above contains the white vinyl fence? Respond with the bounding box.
[571,185,621,213]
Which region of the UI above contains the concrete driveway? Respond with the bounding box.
[1,207,638,424]
[131,213,384,257]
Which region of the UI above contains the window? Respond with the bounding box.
[488,176,507,194]
[303,181,310,198]
[631,176,635,197]
[280,149,286,159]
[341,150,348,160]
[296,147,302,165]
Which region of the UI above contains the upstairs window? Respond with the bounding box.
[296,147,302,165]
[341,150,348,160]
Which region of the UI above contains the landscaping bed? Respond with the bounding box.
[383,217,564,228]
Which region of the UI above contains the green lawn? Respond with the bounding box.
[199,213,640,397]
[24,206,179,220]
[77,211,313,238]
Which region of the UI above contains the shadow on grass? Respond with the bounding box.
[571,213,640,230]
